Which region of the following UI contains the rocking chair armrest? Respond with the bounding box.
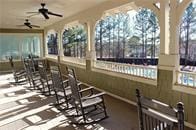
[77,82,83,86]
[82,92,105,100]
[79,86,94,93]
[63,79,69,84]
[63,79,69,87]
[77,82,87,90]
[64,86,71,92]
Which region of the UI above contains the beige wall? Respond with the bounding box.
[0,60,23,74]
[47,59,196,127]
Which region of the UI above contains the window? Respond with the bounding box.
[0,33,42,61]
[95,8,160,65]
[62,25,87,58]
[46,32,58,55]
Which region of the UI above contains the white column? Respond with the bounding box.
[57,29,63,63]
[86,20,97,61]
[158,0,175,70]
[169,0,180,69]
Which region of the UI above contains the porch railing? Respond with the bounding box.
[177,71,196,87]
[94,60,157,80]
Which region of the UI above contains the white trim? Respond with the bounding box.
[185,122,196,130]
[92,67,157,86]
[173,84,196,96]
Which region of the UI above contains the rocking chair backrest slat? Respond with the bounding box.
[24,61,33,77]
[136,89,184,130]
[140,96,177,117]
[50,67,64,91]
[66,67,77,79]
[29,54,37,71]
[50,65,63,79]
[68,71,81,105]
[141,108,176,126]
[38,63,47,80]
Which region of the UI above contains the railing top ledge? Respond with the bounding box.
[177,70,196,75]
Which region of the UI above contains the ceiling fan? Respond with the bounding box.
[17,19,40,29]
[27,3,63,19]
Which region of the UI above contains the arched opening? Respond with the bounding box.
[95,8,160,66]
[46,30,58,55]
[179,1,196,72]
[62,25,87,58]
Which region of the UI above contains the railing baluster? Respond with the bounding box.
[176,71,196,87]
[94,60,157,80]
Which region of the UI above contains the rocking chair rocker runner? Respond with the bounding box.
[136,89,184,130]
[67,68,108,124]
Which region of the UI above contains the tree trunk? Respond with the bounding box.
[185,24,190,66]
[100,21,103,59]
[117,15,120,59]
[113,20,115,58]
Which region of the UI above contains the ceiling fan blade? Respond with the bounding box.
[26,12,39,14]
[31,25,40,28]
[26,25,32,29]
[16,25,25,27]
[41,12,49,19]
[48,11,63,17]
